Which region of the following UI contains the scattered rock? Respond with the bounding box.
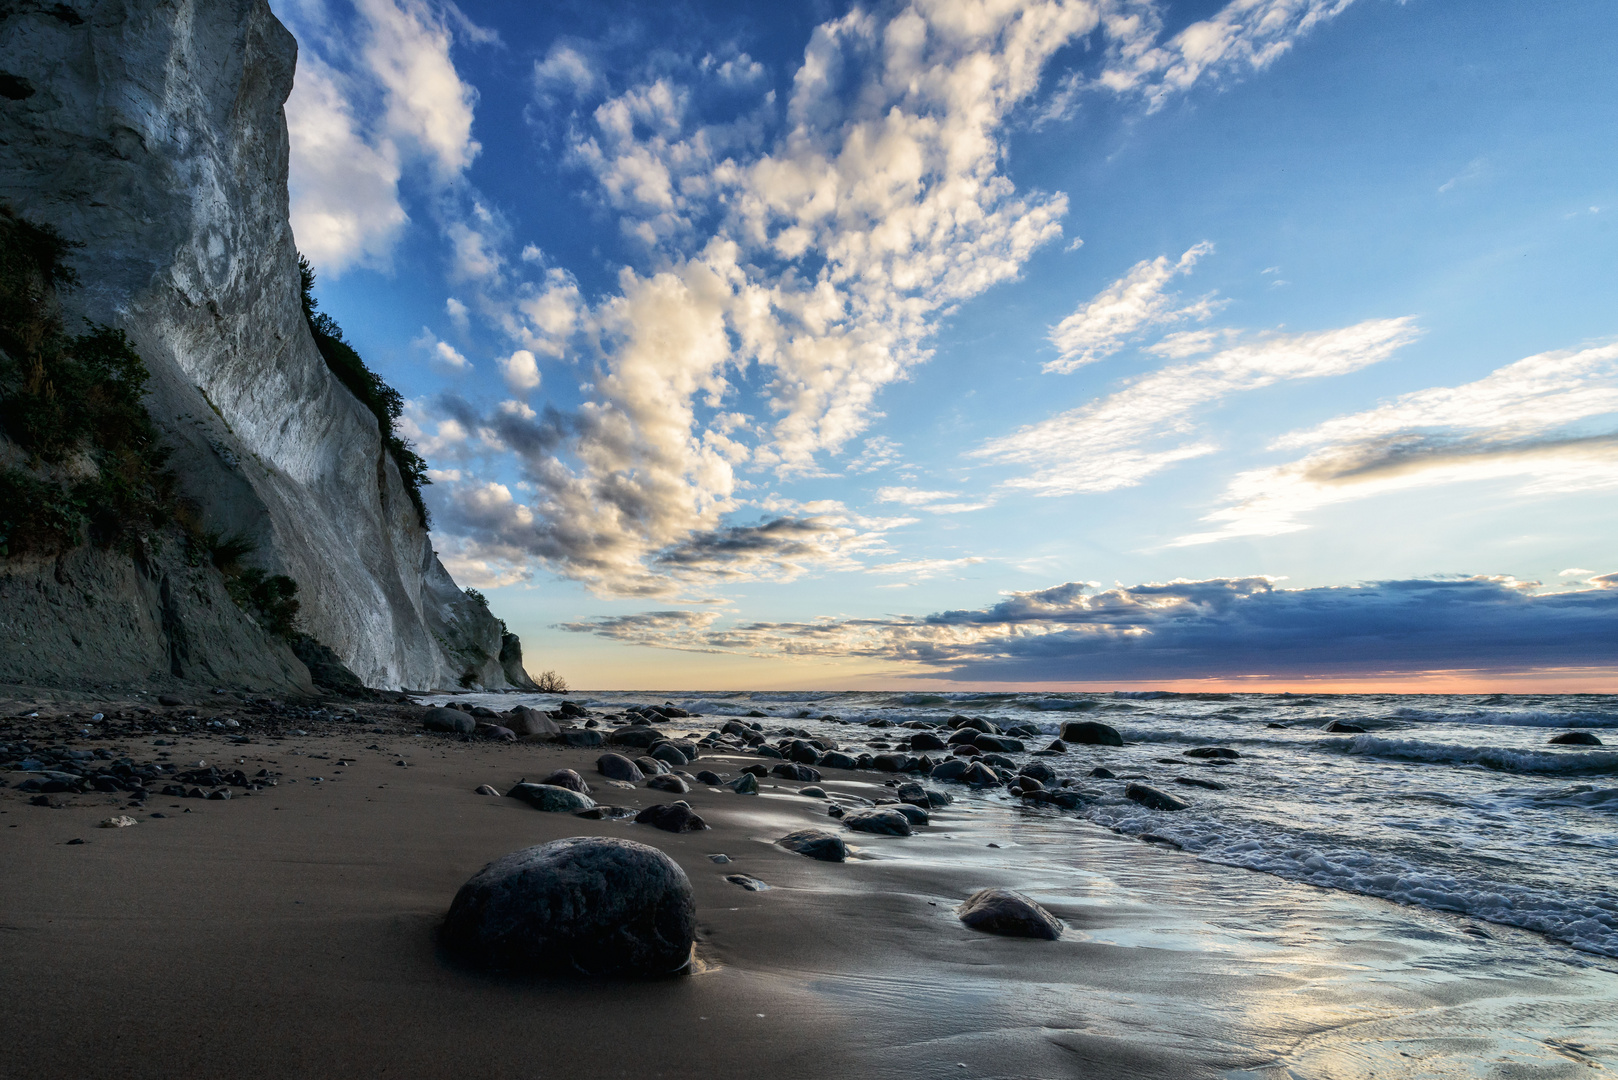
[707,853,731,863]
[1549,732,1603,746]
[929,759,970,782]
[440,836,695,976]
[1087,767,1116,779]
[1040,739,1068,754]
[799,785,827,798]
[724,773,760,795]
[596,753,645,783]
[157,695,186,707]
[740,764,771,778]
[646,774,690,794]
[890,803,929,826]
[772,762,821,782]
[477,724,517,742]
[539,769,591,794]
[816,751,860,770]
[573,805,637,820]
[1174,776,1227,790]
[695,770,725,786]
[424,709,477,734]
[635,803,708,833]
[725,874,770,891]
[843,808,913,836]
[606,726,663,749]
[962,761,1000,786]
[650,743,690,768]
[99,815,138,828]
[909,732,948,752]
[66,837,86,844]
[776,828,848,862]
[474,784,501,796]
[508,707,561,738]
[557,729,606,748]
[1059,720,1124,747]
[507,783,597,813]
[956,888,1062,940]
[1125,783,1190,811]
[974,734,1025,753]
[1018,761,1057,784]
[636,755,670,776]
[1183,747,1239,759]
[1323,721,1367,734]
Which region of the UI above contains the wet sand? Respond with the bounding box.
[2,718,1614,1079]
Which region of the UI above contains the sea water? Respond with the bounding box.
[426,689,1618,961]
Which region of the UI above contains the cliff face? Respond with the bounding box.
[0,0,533,691]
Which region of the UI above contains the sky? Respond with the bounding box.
[270,0,1618,692]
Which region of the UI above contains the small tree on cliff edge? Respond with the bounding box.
[535,670,568,693]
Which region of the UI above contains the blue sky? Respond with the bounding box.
[272,0,1618,691]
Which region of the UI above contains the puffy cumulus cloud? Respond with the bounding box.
[282,0,488,275]
[1179,342,1618,544]
[977,316,1419,495]
[560,574,1618,680]
[283,55,408,272]
[411,0,1361,597]
[498,349,541,394]
[1046,241,1220,372]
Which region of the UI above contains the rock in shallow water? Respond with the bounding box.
[1125,783,1190,812]
[776,829,848,862]
[725,874,770,891]
[1549,731,1602,746]
[843,808,914,836]
[956,888,1063,940]
[1183,746,1239,759]
[1059,720,1124,746]
[441,837,695,976]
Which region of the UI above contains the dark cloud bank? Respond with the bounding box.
[564,574,1618,681]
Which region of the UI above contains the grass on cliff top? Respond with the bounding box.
[299,256,431,529]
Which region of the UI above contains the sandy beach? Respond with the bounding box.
[3,697,1615,1080]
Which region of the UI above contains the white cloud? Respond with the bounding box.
[876,486,960,506]
[867,556,987,578]
[284,55,408,273]
[534,43,600,102]
[498,349,541,394]
[356,0,480,181]
[977,317,1420,496]
[445,296,469,327]
[1178,342,1618,544]
[1046,241,1220,372]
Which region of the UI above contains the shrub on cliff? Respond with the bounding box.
[298,256,432,528]
[0,204,175,556]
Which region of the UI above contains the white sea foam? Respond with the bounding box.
[1327,734,1618,775]
[1392,706,1618,728]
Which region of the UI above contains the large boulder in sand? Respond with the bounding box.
[842,808,913,836]
[538,769,591,794]
[509,706,561,738]
[597,753,645,783]
[506,783,595,813]
[1060,720,1123,746]
[423,708,475,734]
[441,837,695,975]
[956,888,1062,939]
[776,829,848,862]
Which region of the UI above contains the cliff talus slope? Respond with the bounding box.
[0,0,533,692]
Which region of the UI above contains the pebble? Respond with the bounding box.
[474,785,501,796]
[707,854,732,864]
[725,874,770,891]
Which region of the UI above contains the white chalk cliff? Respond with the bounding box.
[0,0,533,691]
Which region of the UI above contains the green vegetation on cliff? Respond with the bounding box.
[298,256,431,528]
[0,204,174,556]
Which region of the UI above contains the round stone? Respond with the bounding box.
[956,888,1062,939]
[441,836,695,975]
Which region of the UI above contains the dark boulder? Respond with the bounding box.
[607,726,664,748]
[1323,721,1367,734]
[1125,783,1190,812]
[974,735,1025,753]
[1087,766,1116,779]
[1039,739,1068,754]
[962,761,1000,786]
[816,751,860,770]
[929,759,971,782]
[596,753,645,783]
[477,724,517,742]
[726,773,759,794]
[843,808,913,836]
[635,803,708,833]
[440,837,694,975]
[646,774,690,794]
[1060,721,1123,746]
[956,888,1062,940]
[1017,761,1057,784]
[424,709,476,734]
[509,707,560,738]
[538,769,591,794]
[776,829,848,862]
[909,732,948,752]
[772,762,821,782]
[871,753,912,772]
[889,803,929,826]
[506,783,596,813]
[1183,747,1239,759]
[1549,731,1603,746]
[1175,776,1227,790]
[695,770,725,786]
[558,729,606,748]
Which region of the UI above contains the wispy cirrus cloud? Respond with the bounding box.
[1178,342,1618,544]
[1046,241,1220,372]
[977,316,1420,496]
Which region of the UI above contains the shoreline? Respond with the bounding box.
[3,697,1615,1077]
